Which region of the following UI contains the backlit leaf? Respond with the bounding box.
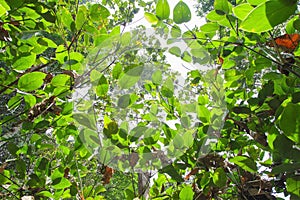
[213,167,227,187]
[90,4,110,22]
[229,156,257,173]
[52,178,72,190]
[286,177,300,197]
[169,46,181,57]
[240,0,297,33]
[173,1,191,24]
[144,12,159,25]
[233,3,254,20]
[214,0,230,15]
[247,0,266,6]
[119,66,144,89]
[13,53,36,70]
[160,165,184,182]
[76,5,87,30]
[156,0,170,20]
[279,103,300,144]
[179,186,194,200]
[152,70,162,85]
[73,113,97,131]
[18,72,46,91]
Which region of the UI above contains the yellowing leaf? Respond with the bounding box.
[144,12,158,25]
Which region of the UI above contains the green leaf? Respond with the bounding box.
[247,0,266,6]
[95,75,108,97]
[79,129,100,149]
[255,57,272,70]
[52,177,72,190]
[213,167,227,187]
[200,22,219,33]
[16,159,26,174]
[173,133,184,149]
[271,163,300,174]
[55,45,68,64]
[233,3,254,20]
[156,0,170,20]
[37,157,49,170]
[119,66,143,89]
[59,7,74,31]
[229,156,257,173]
[197,105,210,123]
[76,5,87,30]
[51,74,71,87]
[18,72,46,91]
[169,46,181,57]
[240,0,297,33]
[144,12,159,25]
[182,130,194,147]
[41,11,56,23]
[8,95,22,110]
[214,0,230,15]
[292,92,300,103]
[182,51,192,62]
[279,103,300,144]
[173,1,191,24]
[293,18,300,31]
[117,94,131,108]
[90,4,110,22]
[222,59,235,69]
[206,10,225,22]
[171,25,181,38]
[273,134,294,159]
[64,52,84,73]
[198,95,209,105]
[179,185,194,200]
[112,63,123,79]
[24,94,36,108]
[5,0,22,9]
[152,70,162,85]
[37,37,57,48]
[36,191,54,198]
[110,26,120,36]
[160,165,184,182]
[161,77,174,98]
[191,47,208,58]
[0,0,9,17]
[104,121,119,137]
[200,172,211,188]
[232,106,251,114]
[287,177,300,197]
[13,53,36,70]
[130,126,147,141]
[121,32,132,46]
[73,113,97,131]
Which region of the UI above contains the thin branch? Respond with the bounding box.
[0,184,19,199]
[0,173,21,188]
[74,155,84,199]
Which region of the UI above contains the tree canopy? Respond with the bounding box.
[0,0,300,199]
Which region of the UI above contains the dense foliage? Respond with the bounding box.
[1,0,300,199]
